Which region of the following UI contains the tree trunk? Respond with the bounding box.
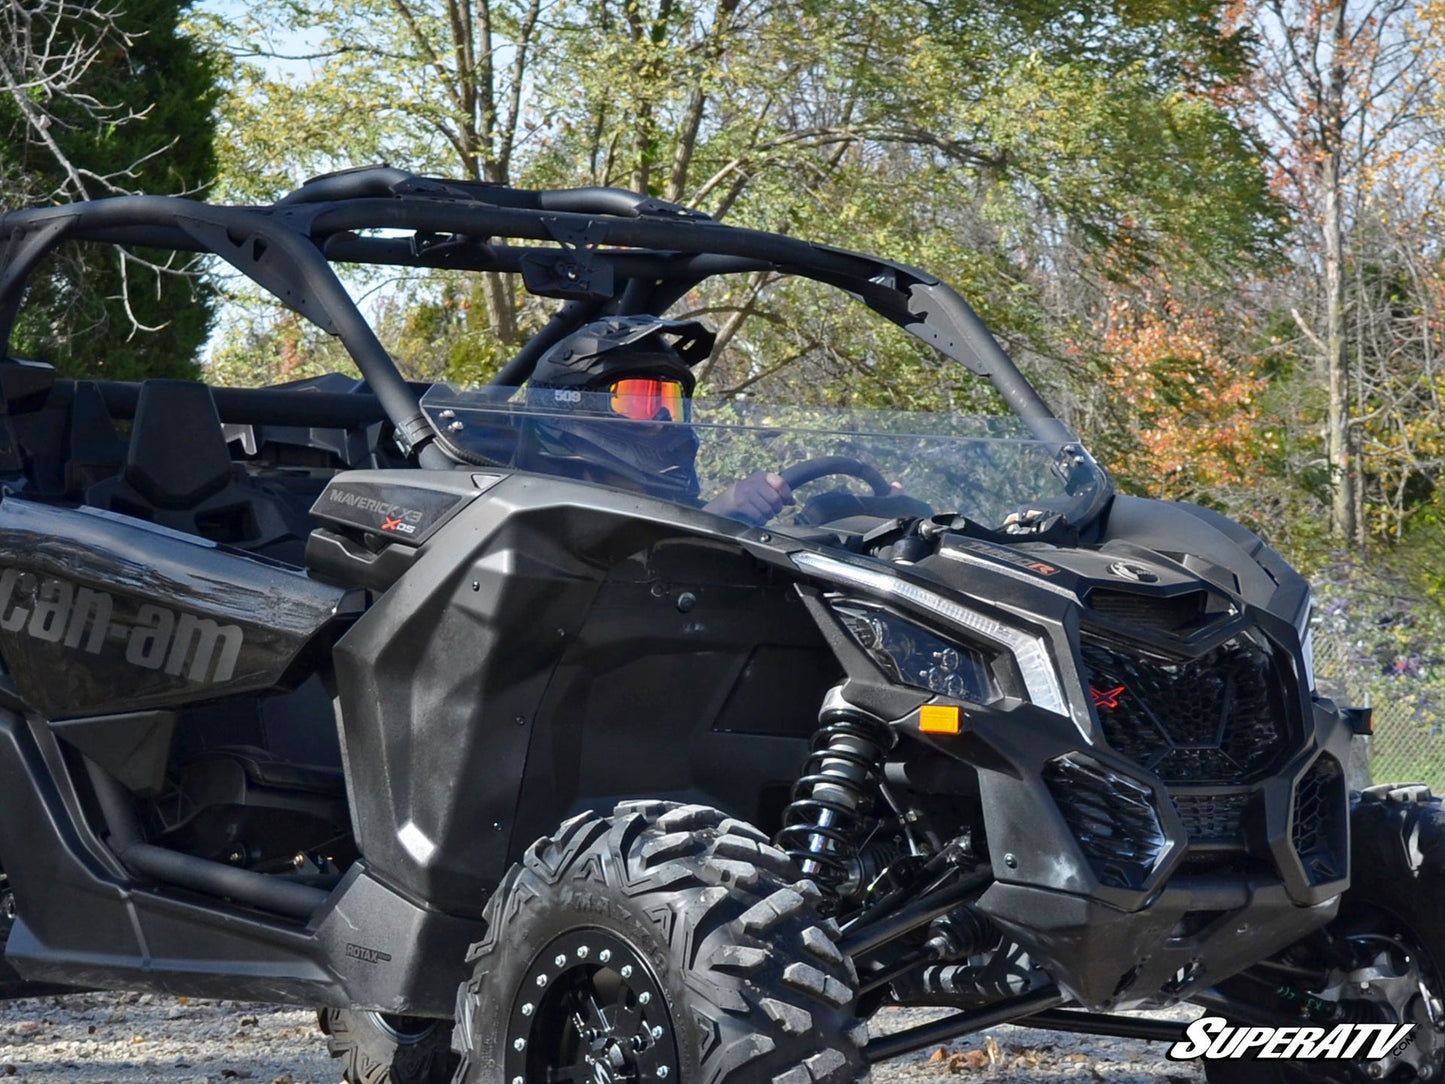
[1322,0,1354,542]
[481,274,517,345]
[1324,154,1353,540]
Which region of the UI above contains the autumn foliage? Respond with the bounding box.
[1095,286,1271,505]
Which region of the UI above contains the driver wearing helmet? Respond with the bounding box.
[516,315,794,523]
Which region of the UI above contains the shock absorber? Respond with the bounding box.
[777,689,895,893]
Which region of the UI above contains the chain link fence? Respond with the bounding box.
[1313,627,1445,789]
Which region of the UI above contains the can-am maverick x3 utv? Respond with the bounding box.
[0,166,1440,1084]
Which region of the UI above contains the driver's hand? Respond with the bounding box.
[703,470,795,524]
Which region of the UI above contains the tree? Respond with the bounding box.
[0,0,219,379]
[1344,187,1445,540]
[206,0,1283,405]
[0,0,138,204]
[1088,282,1273,508]
[1233,0,1433,543]
[206,0,544,345]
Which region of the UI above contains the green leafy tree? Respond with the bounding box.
[203,0,1281,408]
[1,0,219,380]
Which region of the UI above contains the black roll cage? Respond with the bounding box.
[0,165,1070,464]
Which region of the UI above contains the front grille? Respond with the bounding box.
[1172,793,1248,845]
[1081,634,1297,785]
[1044,754,1169,890]
[1293,755,1347,885]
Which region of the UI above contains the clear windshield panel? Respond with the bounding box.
[420,384,1110,531]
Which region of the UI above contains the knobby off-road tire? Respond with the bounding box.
[317,1007,459,1084]
[1203,785,1445,1084]
[452,800,868,1084]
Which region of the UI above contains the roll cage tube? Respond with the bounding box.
[0,166,1070,445]
[0,197,454,469]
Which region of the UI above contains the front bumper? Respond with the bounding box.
[964,693,1351,1009]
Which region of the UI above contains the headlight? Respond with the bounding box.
[831,601,1000,703]
[793,550,1068,716]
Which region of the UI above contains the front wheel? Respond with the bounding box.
[1203,785,1445,1084]
[451,801,868,1083]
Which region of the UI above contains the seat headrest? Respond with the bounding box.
[124,380,234,509]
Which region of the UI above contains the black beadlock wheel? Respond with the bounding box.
[1203,785,1445,1084]
[452,800,869,1084]
[317,1007,459,1084]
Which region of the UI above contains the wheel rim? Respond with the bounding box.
[1320,918,1445,1081]
[365,1011,441,1047]
[505,927,681,1084]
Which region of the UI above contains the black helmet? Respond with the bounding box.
[529,315,714,393]
[519,316,716,500]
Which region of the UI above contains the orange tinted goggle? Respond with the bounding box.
[608,378,690,422]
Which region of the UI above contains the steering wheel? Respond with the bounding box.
[778,455,893,497]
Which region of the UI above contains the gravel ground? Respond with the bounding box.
[0,991,1205,1083]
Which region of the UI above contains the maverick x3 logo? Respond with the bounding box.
[1168,1016,1415,1061]
[0,569,244,684]
[325,488,422,534]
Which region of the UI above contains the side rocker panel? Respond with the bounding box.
[0,707,141,979]
[0,705,478,1013]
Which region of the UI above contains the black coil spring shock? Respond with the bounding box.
[776,694,895,891]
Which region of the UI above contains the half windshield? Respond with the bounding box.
[421,385,1111,533]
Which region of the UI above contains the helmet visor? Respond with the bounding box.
[608,378,690,422]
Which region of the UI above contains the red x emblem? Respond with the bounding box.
[381,515,403,531]
[1091,684,1126,711]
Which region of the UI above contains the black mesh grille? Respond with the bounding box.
[1087,589,1208,632]
[1043,754,1168,890]
[1172,793,1248,845]
[1081,634,1297,785]
[1293,755,1347,885]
